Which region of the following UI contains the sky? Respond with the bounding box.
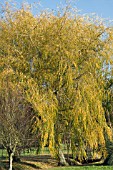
[0,0,113,20]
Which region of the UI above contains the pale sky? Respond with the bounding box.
[0,0,113,20]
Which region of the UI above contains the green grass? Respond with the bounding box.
[50,166,113,170]
[0,149,113,170]
[0,149,8,159]
[0,147,50,158]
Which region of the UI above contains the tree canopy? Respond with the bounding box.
[0,2,113,167]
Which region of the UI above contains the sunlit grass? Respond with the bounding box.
[50,166,113,170]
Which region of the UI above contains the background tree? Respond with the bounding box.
[0,71,37,170]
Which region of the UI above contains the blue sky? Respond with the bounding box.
[0,0,113,20]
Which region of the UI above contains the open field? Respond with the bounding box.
[0,154,113,170]
[0,149,113,170]
[0,161,113,170]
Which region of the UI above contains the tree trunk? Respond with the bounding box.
[2,148,4,158]
[8,152,13,170]
[67,142,70,161]
[58,149,69,166]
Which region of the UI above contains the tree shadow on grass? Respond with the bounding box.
[19,161,40,169]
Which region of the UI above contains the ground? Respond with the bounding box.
[0,154,58,170]
[0,154,113,170]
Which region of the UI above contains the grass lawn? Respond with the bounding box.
[50,166,113,170]
[0,147,50,158]
[0,150,113,170]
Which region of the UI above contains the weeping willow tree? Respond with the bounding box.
[0,1,113,165]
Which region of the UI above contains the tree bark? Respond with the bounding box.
[7,145,16,170]
[8,152,13,170]
[58,149,69,166]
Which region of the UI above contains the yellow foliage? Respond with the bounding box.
[0,2,113,161]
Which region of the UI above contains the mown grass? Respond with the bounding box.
[0,149,113,170]
[50,166,113,170]
[0,147,50,158]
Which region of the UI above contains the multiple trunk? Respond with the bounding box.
[58,149,69,166]
[6,147,110,169]
[7,145,16,170]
